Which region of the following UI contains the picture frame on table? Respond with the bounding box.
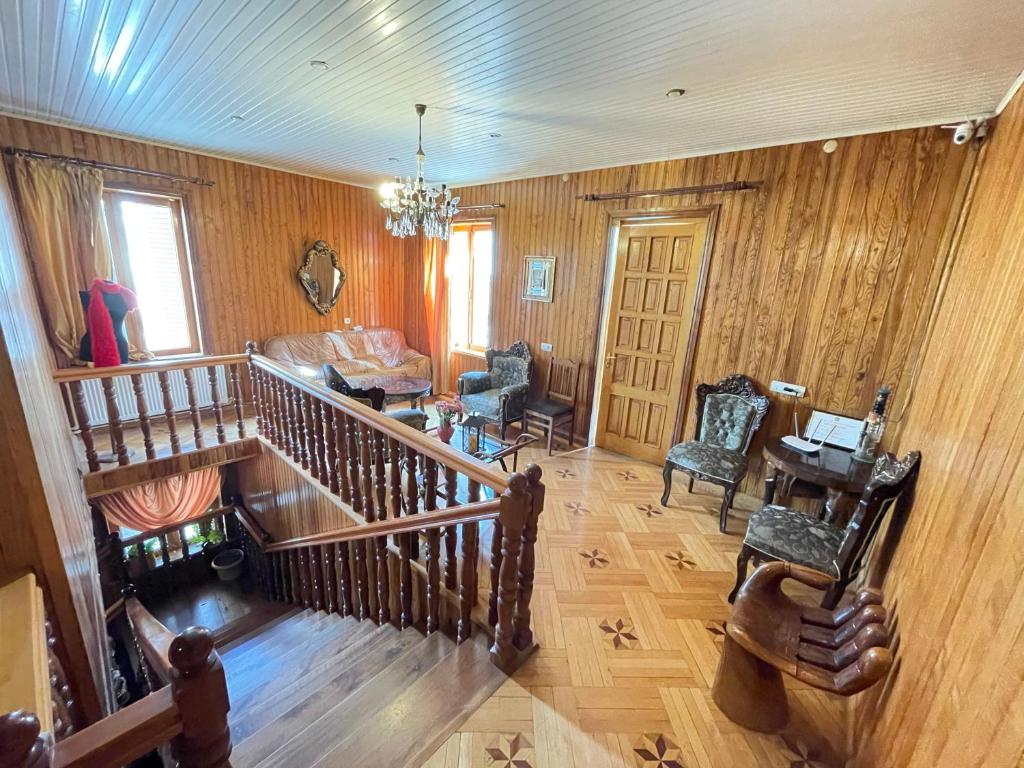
[522,255,556,302]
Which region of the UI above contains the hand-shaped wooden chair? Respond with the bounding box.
[713,561,893,733]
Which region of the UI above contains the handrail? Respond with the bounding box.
[250,354,509,493]
[264,498,502,553]
[51,353,249,383]
[51,687,181,768]
[125,596,175,684]
[235,503,272,544]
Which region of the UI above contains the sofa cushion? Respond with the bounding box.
[263,328,431,382]
[461,391,503,420]
[743,504,843,576]
[666,441,748,483]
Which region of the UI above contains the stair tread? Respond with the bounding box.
[228,624,425,755]
[221,608,323,661]
[310,632,505,768]
[244,630,455,768]
[226,616,378,707]
[214,604,298,650]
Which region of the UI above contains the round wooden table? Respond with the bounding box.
[761,437,873,524]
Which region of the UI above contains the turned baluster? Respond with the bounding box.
[353,530,370,621]
[286,549,298,605]
[364,427,389,625]
[159,535,172,569]
[325,408,339,494]
[513,464,545,649]
[100,376,130,465]
[245,342,261,438]
[303,397,319,481]
[468,479,482,605]
[168,627,232,768]
[443,465,459,589]
[230,363,246,439]
[287,383,301,461]
[372,428,387,517]
[457,521,479,643]
[274,552,286,602]
[336,542,353,617]
[264,371,278,445]
[491,473,530,669]
[129,374,156,460]
[405,445,420,560]
[488,518,504,628]
[157,370,181,454]
[69,380,100,471]
[308,546,322,611]
[181,368,204,449]
[296,390,311,471]
[255,366,270,442]
[334,409,352,503]
[321,543,336,614]
[358,423,375,522]
[345,412,363,512]
[424,457,439,634]
[312,399,328,486]
[207,366,227,444]
[301,547,314,608]
[273,378,286,452]
[392,438,412,628]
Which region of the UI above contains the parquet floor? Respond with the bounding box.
[424,447,847,768]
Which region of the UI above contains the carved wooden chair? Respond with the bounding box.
[729,450,920,608]
[713,561,893,733]
[322,364,427,430]
[661,374,770,532]
[456,340,532,439]
[523,357,580,455]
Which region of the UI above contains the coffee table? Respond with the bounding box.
[343,374,431,409]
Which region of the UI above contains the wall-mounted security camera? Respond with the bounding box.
[941,119,989,146]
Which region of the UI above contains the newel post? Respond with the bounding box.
[0,711,51,768]
[513,463,544,650]
[168,627,231,768]
[245,340,262,437]
[490,472,529,670]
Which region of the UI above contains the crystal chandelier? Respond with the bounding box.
[379,104,459,240]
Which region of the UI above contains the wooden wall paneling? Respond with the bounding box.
[235,442,356,542]
[428,127,974,493]
[0,164,109,721]
[0,116,424,357]
[850,90,1024,768]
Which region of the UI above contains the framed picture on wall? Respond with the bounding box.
[522,255,556,302]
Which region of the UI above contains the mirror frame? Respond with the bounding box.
[296,240,346,316]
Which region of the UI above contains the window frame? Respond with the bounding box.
[102,187,203,358]
[449,218,496,355]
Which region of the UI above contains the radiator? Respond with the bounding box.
[74,367,230,428]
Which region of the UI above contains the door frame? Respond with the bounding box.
[587,206,719,454]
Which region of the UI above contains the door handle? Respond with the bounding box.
[604,354,617,369]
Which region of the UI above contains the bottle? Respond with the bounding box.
[852,385,890,463]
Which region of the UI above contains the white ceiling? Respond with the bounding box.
[1,0,1022,188]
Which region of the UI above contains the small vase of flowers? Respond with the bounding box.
[435,397,464,444]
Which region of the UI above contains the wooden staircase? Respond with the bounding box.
[219,608,504,767]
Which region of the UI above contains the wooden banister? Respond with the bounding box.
[125,596,175,684]
[263,499,502,553]
[51,354,249,383]
[249,354,509,492]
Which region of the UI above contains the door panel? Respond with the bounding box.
[596,219,708,463]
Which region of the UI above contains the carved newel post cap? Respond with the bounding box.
[169,626,215,677]
[524,463,543,484]
[0,711,50,768]
[245,340,258,354]
[507,472,528,494]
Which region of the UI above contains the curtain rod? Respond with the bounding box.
[578,180,762,202]
[2,146,215,187]
[459,203,505,211]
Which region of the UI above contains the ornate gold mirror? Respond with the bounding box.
[297,240,346,315]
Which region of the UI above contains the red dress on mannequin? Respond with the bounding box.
[84,279,138,366]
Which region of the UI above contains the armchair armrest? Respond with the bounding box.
[499,382,530,418]
[458,371,492,395]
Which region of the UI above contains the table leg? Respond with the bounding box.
[763,466,778,506]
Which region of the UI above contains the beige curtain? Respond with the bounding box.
[98,467,222,533]
[423,236,451,394]
[8,156,147,365]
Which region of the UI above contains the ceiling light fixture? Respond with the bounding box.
[379,104,459,240]
[309,60,329,71]
[665,88,686,98]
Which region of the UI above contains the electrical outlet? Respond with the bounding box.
[540,342,553,353]
[770,380,806,397]
[343,317,351,325]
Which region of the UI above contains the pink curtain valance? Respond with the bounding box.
[99,467,222,533]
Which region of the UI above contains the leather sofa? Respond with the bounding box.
[264,328,431,382]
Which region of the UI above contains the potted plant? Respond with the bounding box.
[435,396,464,444]
[203,528,226,559]
[143,538,161,569]
[124,544,145,578]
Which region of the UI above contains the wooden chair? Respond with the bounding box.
[713,561,893,733]
[729,450,920,608]
[523,358,580,455]
[661,374,770,532]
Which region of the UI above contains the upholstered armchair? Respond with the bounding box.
[661,374,770,532]
[457,341,532,439]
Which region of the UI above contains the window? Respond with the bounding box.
[447,221,494,351]
[103,189,201,357]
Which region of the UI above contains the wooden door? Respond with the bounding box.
[595,218,709,463]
